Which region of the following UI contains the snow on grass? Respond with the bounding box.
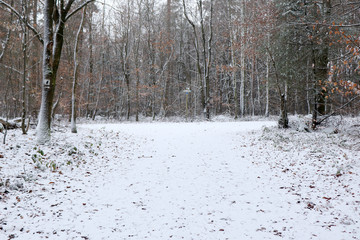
[0,119,359,239]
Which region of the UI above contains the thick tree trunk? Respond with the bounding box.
[36,0,55,144]
[37,0,95,143]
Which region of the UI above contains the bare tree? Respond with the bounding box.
[183,0,214,119]
[71,7,87,133]
[36,0,94,143]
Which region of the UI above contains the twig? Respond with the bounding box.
[317,95,360,125]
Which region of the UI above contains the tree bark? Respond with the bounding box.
[21,0,28,134]
[311,0,331,129]
[37,0,95,143]
[239,0,246,117]
[71,7,86,133]
[279,94,289,128]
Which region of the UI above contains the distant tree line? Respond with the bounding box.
[0,0,359,135]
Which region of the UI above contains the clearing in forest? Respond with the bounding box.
[0,120,359,239]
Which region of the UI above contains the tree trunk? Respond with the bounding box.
[86,10,94,119]
[239,0,246,117]
[227,0,238,119]
[278,94,289,128]
[71,7,86,133]
[36,0,95,143]
[92,0,106,121]
[36,0,56,144]
[311,0,331,129]
[21,0,28,134]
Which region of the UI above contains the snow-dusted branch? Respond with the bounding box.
[65,0,95,21]
[0,0,43,44]
[0,29,10,62]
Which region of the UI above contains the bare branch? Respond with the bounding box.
[288,21,360,28]
[65,0,95,21]
[0,0,43,44]
[0,29,10,62]
[64,0,76,14]
[317,95,360,125]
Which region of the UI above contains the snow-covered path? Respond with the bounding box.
[81,122,279,239]
[1,121,359,239]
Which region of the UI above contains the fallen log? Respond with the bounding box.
[0,118,20,130]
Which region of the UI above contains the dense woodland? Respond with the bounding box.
[0,0,359,137]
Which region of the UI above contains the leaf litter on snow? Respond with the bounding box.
[256,115,360,239]
[0,124,130,239]
[0,117,359,239]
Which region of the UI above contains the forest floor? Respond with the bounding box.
[0,116,359,240]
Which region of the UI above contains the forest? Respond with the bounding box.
[1,1,360,239]
[0,0,359,141]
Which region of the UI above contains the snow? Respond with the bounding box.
[0,119,359,239]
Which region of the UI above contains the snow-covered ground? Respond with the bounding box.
[0,119,359,239]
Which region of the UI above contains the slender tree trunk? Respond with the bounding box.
[256,64,261,115]
[135,0,143,122]
[183,0,205,117]
[227,0,238,119]
[86,10,94,119]
[71,7,86,133]
[251,55,255,116]
[239,0,246,117]
[92,0,106,121]
[125,72,131,120]
[135,64,140,122]
[21,0,28,134]
[265,56,270,117]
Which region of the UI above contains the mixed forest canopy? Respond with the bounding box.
[0,0,359,139]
